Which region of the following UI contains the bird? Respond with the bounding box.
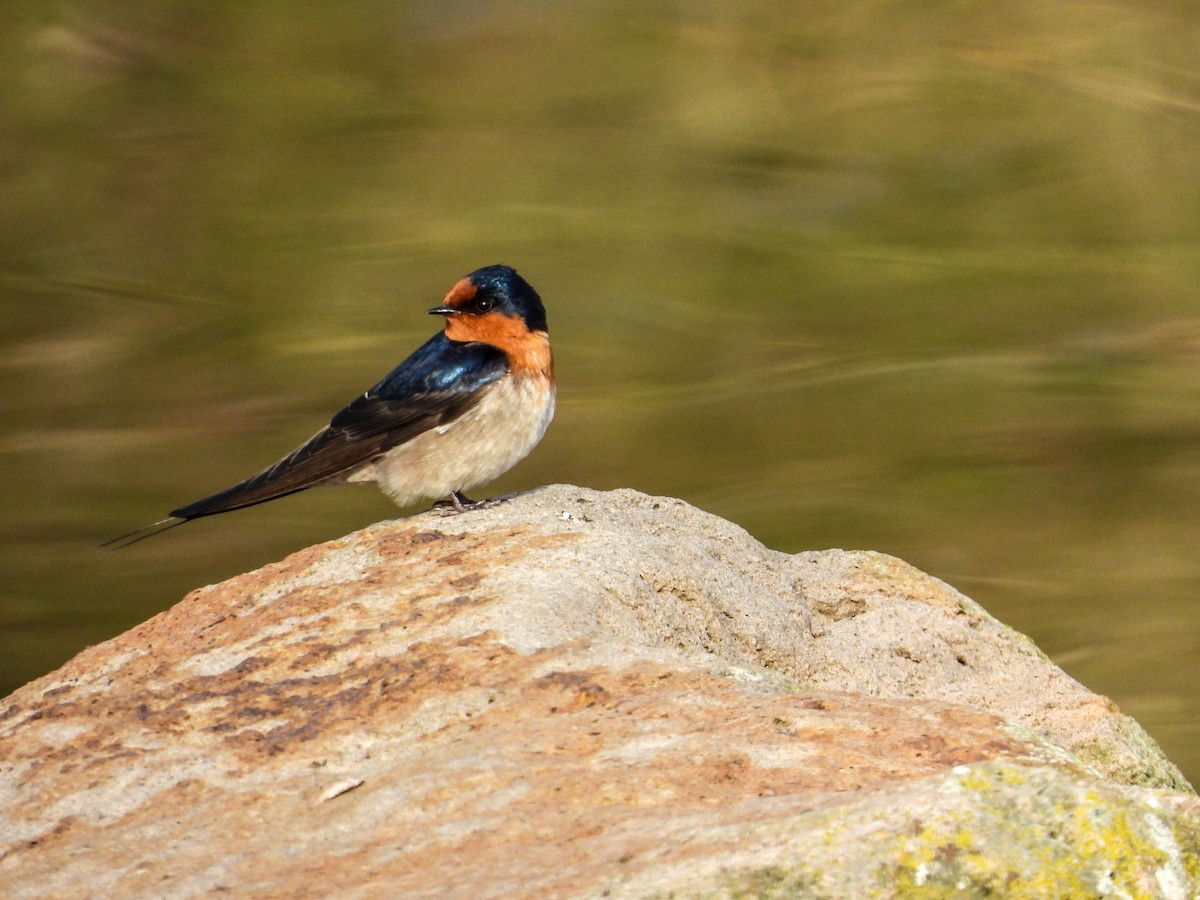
[104,264,555,548]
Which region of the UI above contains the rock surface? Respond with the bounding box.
[0,485,1196,897]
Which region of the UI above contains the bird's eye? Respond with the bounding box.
[473,295,494,313]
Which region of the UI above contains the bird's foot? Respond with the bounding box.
[432,491,503,516]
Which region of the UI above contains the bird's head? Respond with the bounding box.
[429,265,548,336]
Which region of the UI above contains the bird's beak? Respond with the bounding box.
[428,305,458,316]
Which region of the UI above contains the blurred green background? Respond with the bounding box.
[2,2,1198,782]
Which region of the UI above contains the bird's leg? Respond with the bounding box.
[433,490,502,516]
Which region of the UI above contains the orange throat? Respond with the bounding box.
[444,313,554,380]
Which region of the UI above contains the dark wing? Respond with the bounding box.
[169,334,508,521]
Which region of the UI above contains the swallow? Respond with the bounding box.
[104,264,555,548]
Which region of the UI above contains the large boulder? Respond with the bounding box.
[0,485,1195,897]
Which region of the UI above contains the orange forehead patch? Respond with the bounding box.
[441,277,478,310]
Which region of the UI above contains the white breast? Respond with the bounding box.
[348,375,556,507]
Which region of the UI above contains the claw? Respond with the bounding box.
[431,491,502,516]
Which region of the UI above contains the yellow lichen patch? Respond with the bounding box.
[703,763,1198,899]
[883,764,1189,898]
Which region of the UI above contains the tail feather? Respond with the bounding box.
[99,517,188,551]
[168,471,319,521]
[100,435,352,550]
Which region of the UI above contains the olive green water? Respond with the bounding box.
[2,3,1199,783]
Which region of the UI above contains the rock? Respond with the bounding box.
[0,485,1195,897]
